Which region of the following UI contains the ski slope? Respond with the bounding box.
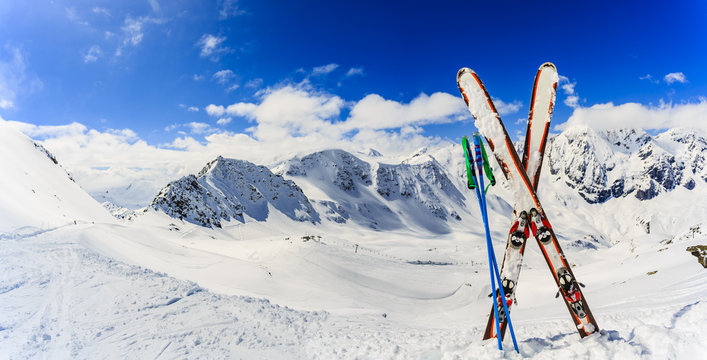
[1,207,705,359]
[0,123,114,233]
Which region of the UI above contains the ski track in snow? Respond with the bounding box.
[1,225,706,359]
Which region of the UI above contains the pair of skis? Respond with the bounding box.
[458,63,599,340]
[462,134,518,353]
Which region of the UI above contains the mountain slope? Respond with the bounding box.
[141,126,706,244]
[546,126,707,203]
[275,149,467,233]
[0,122,113,233]
[151,156,319,228]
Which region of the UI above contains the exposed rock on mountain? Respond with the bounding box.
[151,156,319,228]
[547,126,707,203]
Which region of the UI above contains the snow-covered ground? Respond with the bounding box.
[1,211,705,359]
[2,122,707,359]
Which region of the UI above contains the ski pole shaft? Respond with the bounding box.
[473,134,519,353]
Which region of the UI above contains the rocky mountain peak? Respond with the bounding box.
[151,156,319,228]
[283,149,372,194]
[548,126,706,203]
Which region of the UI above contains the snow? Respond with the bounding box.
[0,123,114,233]
[2,121,707,358]
[458,67,536,211]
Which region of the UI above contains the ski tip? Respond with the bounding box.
[457,67,475,80]
[539,62,556,70]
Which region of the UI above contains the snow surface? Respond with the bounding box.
[2,123,707,359]
[0,123,114,233]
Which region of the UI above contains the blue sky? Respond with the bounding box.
[2,0,706,143]
[1,0,707,200]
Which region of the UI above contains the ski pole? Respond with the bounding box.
[473,134,519,353]
[463,136,504,351]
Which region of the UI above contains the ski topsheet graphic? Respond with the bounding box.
[482,63,558,340]
[457,65,599,338]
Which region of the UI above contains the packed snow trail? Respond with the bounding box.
[0,225,328,359]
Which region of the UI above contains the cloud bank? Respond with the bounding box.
[1,84,474,207]
[204,83,470,140]
[557,99,707,132]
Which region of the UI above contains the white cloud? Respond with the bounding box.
[206,83,469,141]
[115,16,164,56]
[0,46,43,110]
[213,69,235,84]
[205,104,226,117]
[244,85,345,139]
[217,117,232,126]
[226,84,239,93]
[122,17,145,46]
[557,100,707,132]
[225,103,258,117]
[564,95,580,109]
[346,67,364,77]
[179,104,199,112]
[148,0,160,13]
[83,45,102,63]
[92,7,111,16]
[492,97,522,116]
[0,99,13,109]
[559,75,581,109]
[311,63,339,76]
[193,74,205,81]
[218,0,246,19]
[245,78,263,89]
[640,74,660,84]
[65,7,89,26]
[664,72,687,85]
[344,92,468,131]
[186,122,213,135]
[561,81,575,95]
[196,34,231,60]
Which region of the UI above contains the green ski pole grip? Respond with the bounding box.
[476,134,496,186]
[461,136,477,190]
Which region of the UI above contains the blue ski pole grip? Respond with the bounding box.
[472,134,484,175]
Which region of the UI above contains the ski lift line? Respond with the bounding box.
[287,233,482,267]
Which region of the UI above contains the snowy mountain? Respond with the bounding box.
[0,122,113,233]
[546,126,707,203]
[137,126,707,253]
[101,201,137,220]
[150,156,319,228]
[274,149,466,233]
[148,149,468,233]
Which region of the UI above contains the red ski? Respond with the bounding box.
[458,65,599,338]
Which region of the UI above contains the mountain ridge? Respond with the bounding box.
[131,126,707,242]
